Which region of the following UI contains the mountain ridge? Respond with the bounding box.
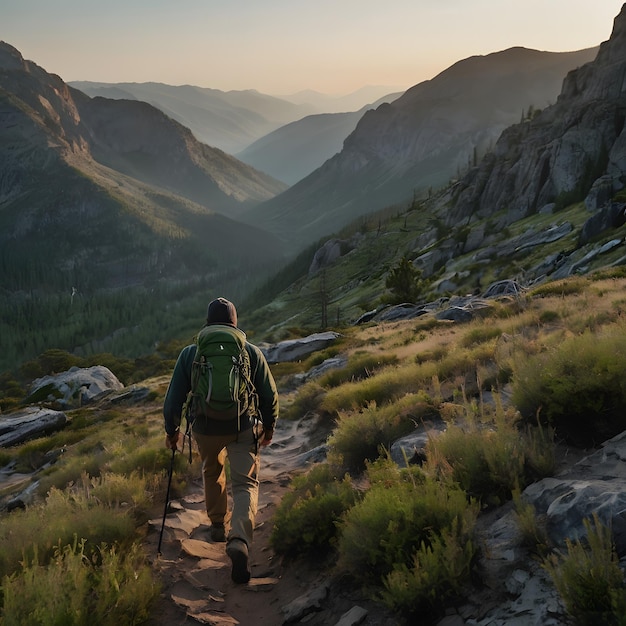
[243,45,600,252]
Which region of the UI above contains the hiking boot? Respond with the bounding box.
[209,523,226,542]
[226,538,250,584]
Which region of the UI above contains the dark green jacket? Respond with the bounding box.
[163,331,279,437]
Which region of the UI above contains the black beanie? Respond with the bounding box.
[206,297,238,326]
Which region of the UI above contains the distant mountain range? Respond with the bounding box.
[69,82,399,157]
[0,18,616,370]
[235,93,402,185]
[70,81,402,184]
[243,46,599,251]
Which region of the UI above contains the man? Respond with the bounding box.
[163,297,279,584]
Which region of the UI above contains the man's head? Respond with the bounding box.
[206,297,238,327]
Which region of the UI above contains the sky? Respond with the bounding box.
[2,0,624,96]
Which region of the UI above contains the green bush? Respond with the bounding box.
[0,484,138,581]
[381,519,476,622]
[321,360,438,414]
[270,464,357,559]
[511,326,626,444]
[1,539,158,625]
[337,460,478,587]
[425,404,555,506]
[460,325,502,348]
[327,393,436,472]
[544,515,626,625]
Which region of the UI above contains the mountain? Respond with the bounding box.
[235,93,403,185]
[446,7,626,230]
[243,6,626,337]
[243,46,599,252]
[277,85,405,112]
[69,81,318,154]
[0,41,286,371]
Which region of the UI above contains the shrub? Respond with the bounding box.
[529,278,587,297]
[1,539,158,625]
[317,352,398,388]
[0,484,138,581]
[270,464,357,559]
[425,400,554,506]
[381,519,476,622]
[543,515,626,625]
[321,360,437,414]
[384,256,424,304]
[281,380,326,420]
[336,460,478,587]
[511,326,626,444]
[327,393,436,472]
[460,325,502,348]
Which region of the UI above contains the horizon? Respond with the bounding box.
[2,0,624,97]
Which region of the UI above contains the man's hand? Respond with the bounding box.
[165,431,181,451]
[260,430,273,447]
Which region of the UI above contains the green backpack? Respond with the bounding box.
[190,325,257,425]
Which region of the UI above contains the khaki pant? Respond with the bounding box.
[193,429,260,545]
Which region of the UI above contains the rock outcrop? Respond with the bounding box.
[0,406,67,447]
[446,6,626,229]
[261,332,342,363]
[26,365,124,408]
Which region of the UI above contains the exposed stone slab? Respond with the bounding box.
[0,406,67,447]
[261,332,342,363]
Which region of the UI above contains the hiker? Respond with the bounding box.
[163,297,279,584]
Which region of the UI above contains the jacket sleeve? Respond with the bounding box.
[163,344,196,436]
[248,343,279,433]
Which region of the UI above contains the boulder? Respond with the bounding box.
[579,201,626,245]
[523,430,626,555]
[0,406,67,447]
[390,419,446,466]
[482,279,523,298]
[309,238,355,275]
[584,175,616,211]
[261,332,342,363]
[27,365,124,407]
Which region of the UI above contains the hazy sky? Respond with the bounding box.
[2,0,624,95]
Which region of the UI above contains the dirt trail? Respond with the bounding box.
[144,416,351,626]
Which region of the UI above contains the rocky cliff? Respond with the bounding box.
[446,5,626,228]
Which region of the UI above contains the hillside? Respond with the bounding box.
[0,41,287,372]
[243,46,599,252]
[3,271,626,624]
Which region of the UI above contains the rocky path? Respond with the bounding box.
[143,416,390,626]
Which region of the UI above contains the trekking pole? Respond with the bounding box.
[157,447,176,557]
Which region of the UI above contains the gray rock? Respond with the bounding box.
[334,606,368,626]
[579,201,626,245]
[0,407,67,447]
[305,357,348,381]
[523,430,626,555]
[584,175,615,211]
[482,279,523,298]
[260,332,342,363]
[27,365,124,408]
[377,303,429,322]
[282,582,330,623]
[309,234,362,275]
[390,420,446,466]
